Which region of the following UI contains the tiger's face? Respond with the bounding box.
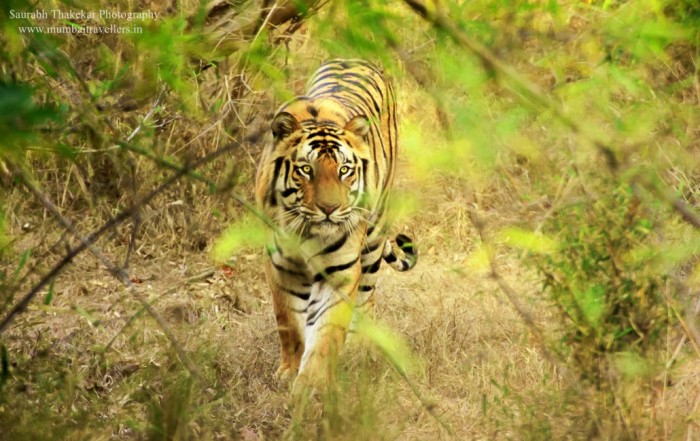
[270,111,372,237]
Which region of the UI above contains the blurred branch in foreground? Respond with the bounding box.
[401,0,700,229]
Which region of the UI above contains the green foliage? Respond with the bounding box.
[352,313,416,376]
[0,0,698,439]
[0,207,8,256]
[534,185,669,383]
[211,214,267,262]
[498,227,558,255]
[0,82,65,153]
[147,375,194,441]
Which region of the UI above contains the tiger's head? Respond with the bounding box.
[266,110,374,237]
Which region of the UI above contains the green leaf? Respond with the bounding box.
[44,281,54,305]
[73,305,100,327]
[353,313,415,375]
[497,227,558,254]
[611,351,652,379]
[0,208,9,255]
[574,284,606,326]
[212,214,267,262]
[0,83,64,148]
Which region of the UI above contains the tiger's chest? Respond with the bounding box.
[269,228,365,285]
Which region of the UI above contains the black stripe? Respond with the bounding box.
[395,234,408,246]
[283,159,291,183]
[269,157,284,206]
[361,158,369,185]
[310,72,344,88]
[383,252,397,263]
[313,256,359,282]
[314,64,344,77]
[281,187,297,198]
[362,258,382,274]
[309,135,342,148]
[272,261,305,277]
[306,298,329,323]
[312,233,347,257]
[280,287,310,301]
[309,84,344,96]
[362,240,381,253]
[336,71,385,97]
[396,234,415,254]
[354,72,385,102]
[359,285,373,292]
[333,77,382,114]
[307,299,344,326]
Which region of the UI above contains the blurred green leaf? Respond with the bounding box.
[353,313,415,375]
[0,208,9,255]
[0,83,64,148]
[611,351,653,379]
[498,227,558,254]
[212,214,267,262]
[574,284,606,327]
[43,281,54,305]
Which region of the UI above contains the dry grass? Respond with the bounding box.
[4,162,698,439]
[2,0,699,439]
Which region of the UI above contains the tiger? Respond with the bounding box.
[254,59,417,394]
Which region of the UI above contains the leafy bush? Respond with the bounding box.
[535,184,669,384]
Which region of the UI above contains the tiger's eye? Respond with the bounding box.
[300,165,312,174]
[339,166,350,175]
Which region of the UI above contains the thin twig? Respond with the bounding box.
[2,163,207,382]
[104,288,175,353]
[122,90,164,269]
[465,199,556,365]
[105,270,216,353]
[385,349,458,439]
[401,0,700,231]
[0,135,246,336]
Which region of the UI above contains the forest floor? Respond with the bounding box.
[2,2,698,435]
[2,97,699,438]
[1,159,577,440]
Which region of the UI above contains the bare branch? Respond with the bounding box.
[3,162,208,382]
[0,134,247,337]
[465,197,557,366]
[401,0,700,229]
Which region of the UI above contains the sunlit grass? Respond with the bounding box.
[1,0,698,439]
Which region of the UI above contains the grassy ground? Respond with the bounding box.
[2,157,698,439]
[0,174,558,440]
[1,0,699,439]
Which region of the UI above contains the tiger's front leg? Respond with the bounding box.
[292,264,360,396]
[264,257,306,381]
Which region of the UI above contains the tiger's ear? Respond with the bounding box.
[344,115,370,138]
[272,112,300,139]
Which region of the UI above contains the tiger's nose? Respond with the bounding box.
[317,203,339,215]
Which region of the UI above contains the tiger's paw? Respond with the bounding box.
[291,372,321,402]
[274,364,298,384]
